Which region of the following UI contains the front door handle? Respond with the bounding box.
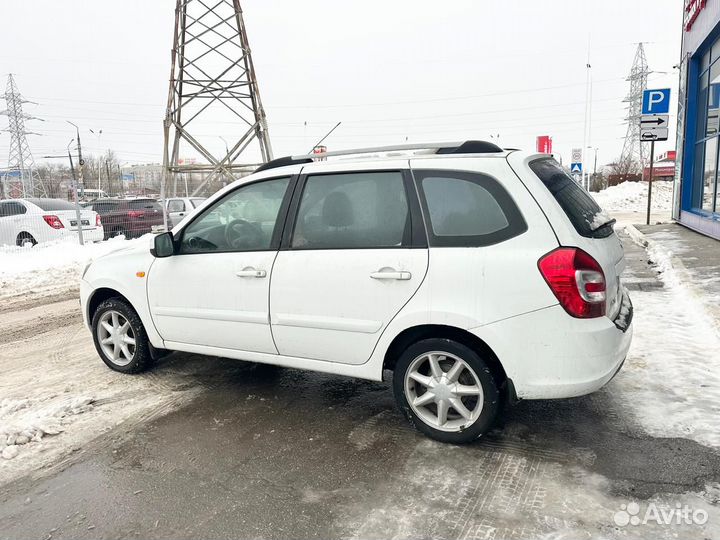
[236,268,267,278]
[370,270,411,280]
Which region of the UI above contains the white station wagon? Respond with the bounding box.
[80,141,633,443]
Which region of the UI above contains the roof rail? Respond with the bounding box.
[254,140,504,173]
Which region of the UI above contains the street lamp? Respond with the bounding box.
[90,128,103,193]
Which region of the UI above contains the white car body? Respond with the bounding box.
[80,145,632,403]
[0,198,104,246]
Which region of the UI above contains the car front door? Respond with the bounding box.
[166,199,187,228]
[147,176,294,353]
[269,164,429,365]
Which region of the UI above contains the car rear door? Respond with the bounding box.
[508,154,625,319]
[269,161,428,365]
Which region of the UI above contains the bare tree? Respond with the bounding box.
[606,158,642,186]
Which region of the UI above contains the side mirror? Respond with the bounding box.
[151,232,175,258]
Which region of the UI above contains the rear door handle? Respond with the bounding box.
[235,268,267,278]
[370,270,411,280]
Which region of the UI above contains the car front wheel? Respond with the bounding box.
[91,298,154,373]
[393,338,500,444]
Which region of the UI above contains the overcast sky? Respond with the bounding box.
[0,0,682,170]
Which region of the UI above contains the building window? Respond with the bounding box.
[693,38,720,214]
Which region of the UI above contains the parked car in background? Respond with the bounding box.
[165,197,206,228]
[0,198,103,247]
[80,141,633,444]
[84,198,164,240]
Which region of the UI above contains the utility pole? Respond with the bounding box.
[582,37,592,191]
[162,0,274,200]
[646,141,655,225]
[67,138,84,245]
[68,121,86,200]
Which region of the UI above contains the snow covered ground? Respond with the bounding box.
[613,238,720,450]
[0,298,202,484]
[0,235,152,303]
[591,180,674,214]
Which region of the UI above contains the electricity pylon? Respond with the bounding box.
[162,0,273,199]
[618,43,650,175]
[1,74,45,198]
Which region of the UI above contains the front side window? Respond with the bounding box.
[291,172,409,249]
[167,199,185,213]
[180,177,290,253]
[415,169,526,247]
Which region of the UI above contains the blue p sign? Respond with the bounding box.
[642,88,671,115]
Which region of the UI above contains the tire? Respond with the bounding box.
[109,227,127,240]
[16,233,36,247]
[393,338,500,444]
[91,297,154,374]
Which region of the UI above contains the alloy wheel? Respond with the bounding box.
[96,310,136,366]
[404,351,484,432]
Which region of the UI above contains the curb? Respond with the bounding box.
[624,223,720,334]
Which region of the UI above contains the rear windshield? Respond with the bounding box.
[529,158,614,238]
[26,198,76,211]
[190,198,206,208]
[129,199,162,211]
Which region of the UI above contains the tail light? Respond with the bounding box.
[95,213,102,227]
[127,210,144,219]
[538,247,606,318]
[42,215,64,229]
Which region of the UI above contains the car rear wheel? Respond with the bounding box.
[16,233,36,247]
[109,227,128,239]
[393,338,500,444]
[91,298,154,374]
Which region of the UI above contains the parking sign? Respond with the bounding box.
[642,89,671,115]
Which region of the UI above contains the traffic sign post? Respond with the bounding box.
[640,89,671,226]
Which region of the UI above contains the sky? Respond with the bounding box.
[0,0,683,171]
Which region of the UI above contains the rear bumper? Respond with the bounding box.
[54,227,104,243]
[472,293,633,400]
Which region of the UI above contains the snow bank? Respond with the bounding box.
[591,180,674,213]
[0,235,152,300]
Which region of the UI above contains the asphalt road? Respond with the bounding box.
[1,233,719,540]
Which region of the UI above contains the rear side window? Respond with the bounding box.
[529,158,614,238]
[0,202,27,216]
[292,172,410,249]
[414,170,526,247]
[27,198,74,211]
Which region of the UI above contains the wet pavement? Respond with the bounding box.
[1,231,719,540]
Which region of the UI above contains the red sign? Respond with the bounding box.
[536,135,552,154]
[643,165,676,180]
[685,0,707,31]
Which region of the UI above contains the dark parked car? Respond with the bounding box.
[84,198,165,240]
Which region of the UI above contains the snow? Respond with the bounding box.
[0,235,152,301]
[591,180,674,213]
[612,232,720,450]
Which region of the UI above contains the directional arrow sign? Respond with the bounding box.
[640,114,669,127]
